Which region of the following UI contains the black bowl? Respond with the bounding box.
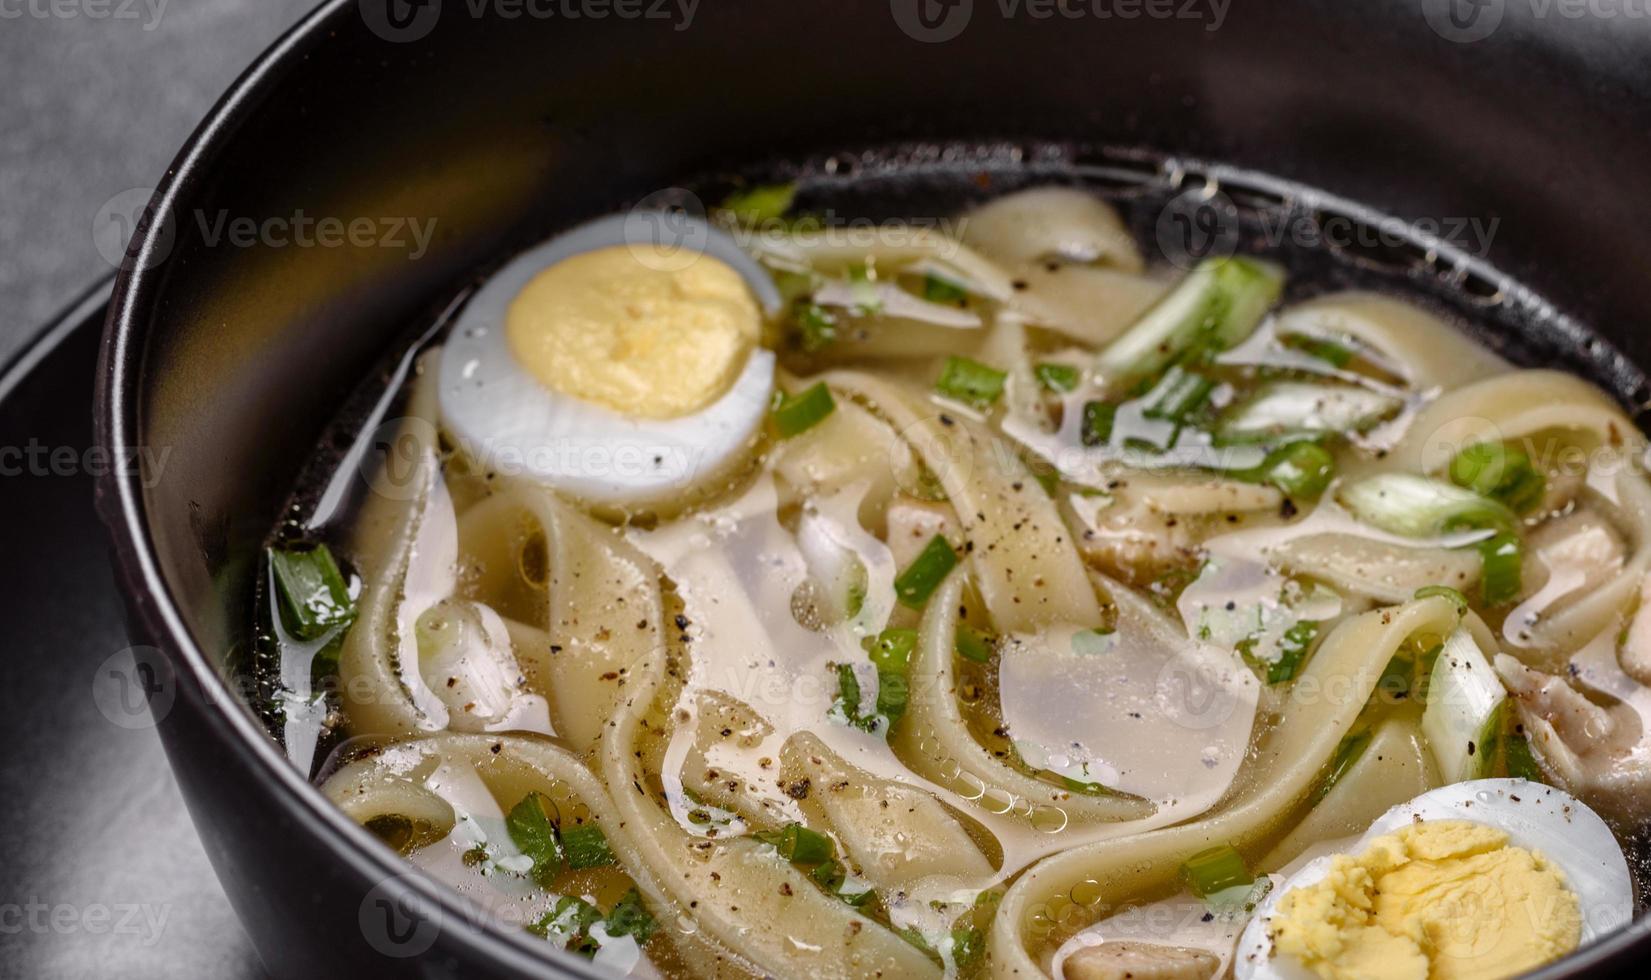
[96,1,1651,976]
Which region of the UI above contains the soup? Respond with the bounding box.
[250,184,1648,980]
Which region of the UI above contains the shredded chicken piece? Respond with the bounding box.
[1494,653,1651,823]
[1062,941,1220,980]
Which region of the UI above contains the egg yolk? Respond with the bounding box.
[505,244,762,419]
[1269,820,1580,980]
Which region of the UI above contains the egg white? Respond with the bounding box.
[1234,779,1635,980]
[438,212,781,509]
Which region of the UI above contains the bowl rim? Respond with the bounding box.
[93,1,614,976]
[93,2,1651,978]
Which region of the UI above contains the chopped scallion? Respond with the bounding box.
[1035,362,1081,393]
[771,382,836,438]
[603,888,658,944]
[1142,365,1216,425]
[1080,401,1117,447]
[923,273,969,304]
[955,624,995,663]
[717,183,796,225]
[1261,441,1335,499]
[269,544,356,641]
[1414,585,1469,612]
[1478,532,1522,606]
[1315,729,1372,803]
[1095,256,1284,386]
[866,628,919,674]
[758,823,835,865]
[935,356,1008,410]
[894,535,958,609]
[794,303,838,353]
[1338,473,1516,538]
[1180,844,1254,899]
[1449,442,1545,515]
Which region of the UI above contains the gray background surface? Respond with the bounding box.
[0,3,316,977]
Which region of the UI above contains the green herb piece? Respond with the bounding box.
[951,926,985,970]
[1261,441,1335,499]
[561,824,617,870]
[772,382,837,438]
[1479,533,1522,607]
[1142,366,1217,425]
[757,823,835,865]
[718,183,796,225]
[894,535,959,609]
[1180,844,1255,899]
[1449,442,1546,515]
[955,624,995,663]
[935,356,1008,410]
[866,628,919,674]
[1289,335,1358,368]
[795,303,838,353]
[1096,256,1284,385]
[923,273,969,304]
[1316,729,1372,803]
[811,858,847,891]
[1502,730,1546,782]
[603,888,658,944]
[875,669,909,720]
[269,544,356,641]
[1269,620,1319,684]
[506,792,565,886]
[1080,400,1117,447]
[1338,473,1516,538]
[528,895,603,953]
[1035,363,1081,393]
[832,663,881,733]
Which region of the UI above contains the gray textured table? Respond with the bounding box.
[0,3,317,977]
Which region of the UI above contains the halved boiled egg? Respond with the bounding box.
[439,212,781,510]
[1236,779,1634,980]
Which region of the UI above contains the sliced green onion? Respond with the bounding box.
[1338,473,1516,538]
[1035,362,1082,392]
[935,356,1008,410]
[758,823,835,865]
[1180,844,1254,899]
[866,628,919,674]
[923,273,969,304]
[951,926,985,970]
[1414,584,1470,612]
[1142,366,1217,425]
[1284,333,1358,369]
[1261,442,1335,499]
[1218,381,1401,443]
[561,824,617,870]
[1449,442,1546,515]
[894,535,958,609]
[772,382,837,438]
[875,670,909,720]
[955,624,995,663]
[1478,533,1523,606]
[833,663,869,727]
[1095,256,1284,386]
[1080,401,1117,447]
[1421,626,1507,782]
[505,792,565,886]
[794,303,838,353]
[1315,729,1372,803]
[718,183,796,225]
[529,895,603,951]
[269,544,356,641]
[1502,728,1546,782]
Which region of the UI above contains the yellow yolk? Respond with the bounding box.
[1269,820,1581,980]
[505,244,762,419]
